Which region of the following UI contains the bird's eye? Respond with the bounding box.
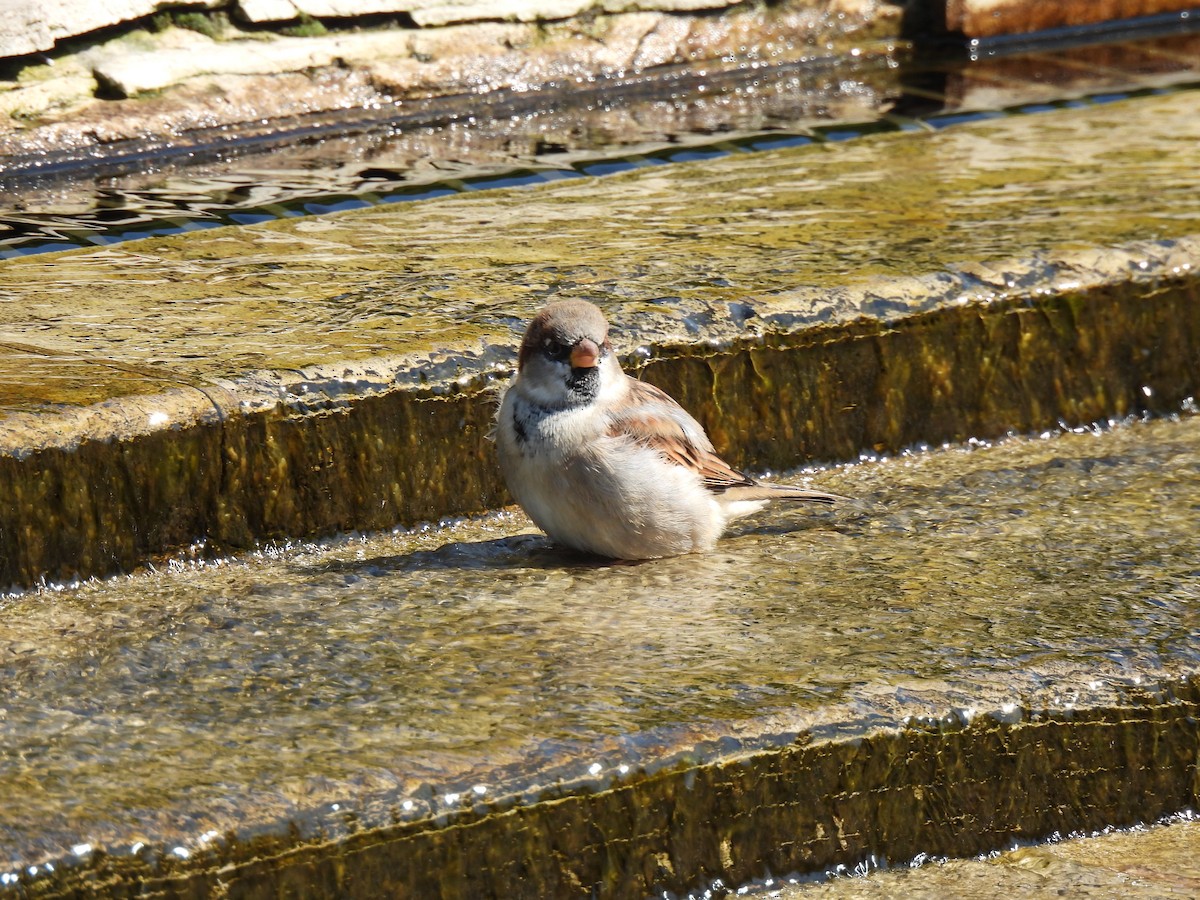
[543,338,571,362]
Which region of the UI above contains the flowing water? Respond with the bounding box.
[2,412,1199,890]
[3,15,1199,259]
[771,816,1200,898]
[3,87,1199,414]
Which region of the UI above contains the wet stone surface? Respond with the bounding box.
[0,0,899,171]
[0,55,899,259]
[8,20,1200,260]
[1,413,1198,895]
[0,87,1199,587]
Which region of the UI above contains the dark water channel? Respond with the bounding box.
[2,13,1199,258]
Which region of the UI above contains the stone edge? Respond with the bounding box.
[4,675,1198,897]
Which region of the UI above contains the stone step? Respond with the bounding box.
[2,89,1199,588]
[2,411,1197,895]
[779,817,1200,898]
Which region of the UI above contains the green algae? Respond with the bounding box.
[1,414,1199,896]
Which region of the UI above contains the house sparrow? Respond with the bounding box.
[496,300,844,559]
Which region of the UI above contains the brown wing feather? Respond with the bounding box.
[608,379,757,493]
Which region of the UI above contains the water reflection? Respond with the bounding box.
[0,57,895,258]
[4,86,1198,407]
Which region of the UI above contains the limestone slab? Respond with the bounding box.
[86,27,416,97]
[0,0,843,57]
[0,0,220,58]
[237,0,302,21]
[232,0,739,26]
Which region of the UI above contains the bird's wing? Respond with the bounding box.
[606,379,757,493]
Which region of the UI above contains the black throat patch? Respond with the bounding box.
[566,366,601,404]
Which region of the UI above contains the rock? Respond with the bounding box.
[230,0,736,28]
[0,54,96,120]
[0,0,221,58]
[87,26,417,97]
[236,0,304,21]
[0,0,737,59]
[408,0,598,28]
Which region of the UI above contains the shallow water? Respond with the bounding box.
[2,412,1198,868]
[3,20,1199,258]
[2,88,1198,414]
[0,57,896,258]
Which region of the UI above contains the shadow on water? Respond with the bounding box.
[307,501,869,579]
[313,532,581,575]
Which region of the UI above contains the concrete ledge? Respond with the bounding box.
[212,692,1200,897]
[2,351,1198,895]
[778,817,1200,898]
[3,84,1200,589]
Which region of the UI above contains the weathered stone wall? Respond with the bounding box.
[6,0,1196,60]
[0,0,808,58]
[1,0,222,58]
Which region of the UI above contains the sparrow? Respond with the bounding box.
[495,299,844,560]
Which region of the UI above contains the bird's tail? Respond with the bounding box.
[723,484,847,505]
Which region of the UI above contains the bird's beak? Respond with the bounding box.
[570,338,600,369]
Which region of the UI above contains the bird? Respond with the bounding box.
[494,300,844,560]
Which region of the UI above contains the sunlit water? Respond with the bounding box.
[3,87,1198,413]
[1,14,1199,893]
[769,815,1200,899]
